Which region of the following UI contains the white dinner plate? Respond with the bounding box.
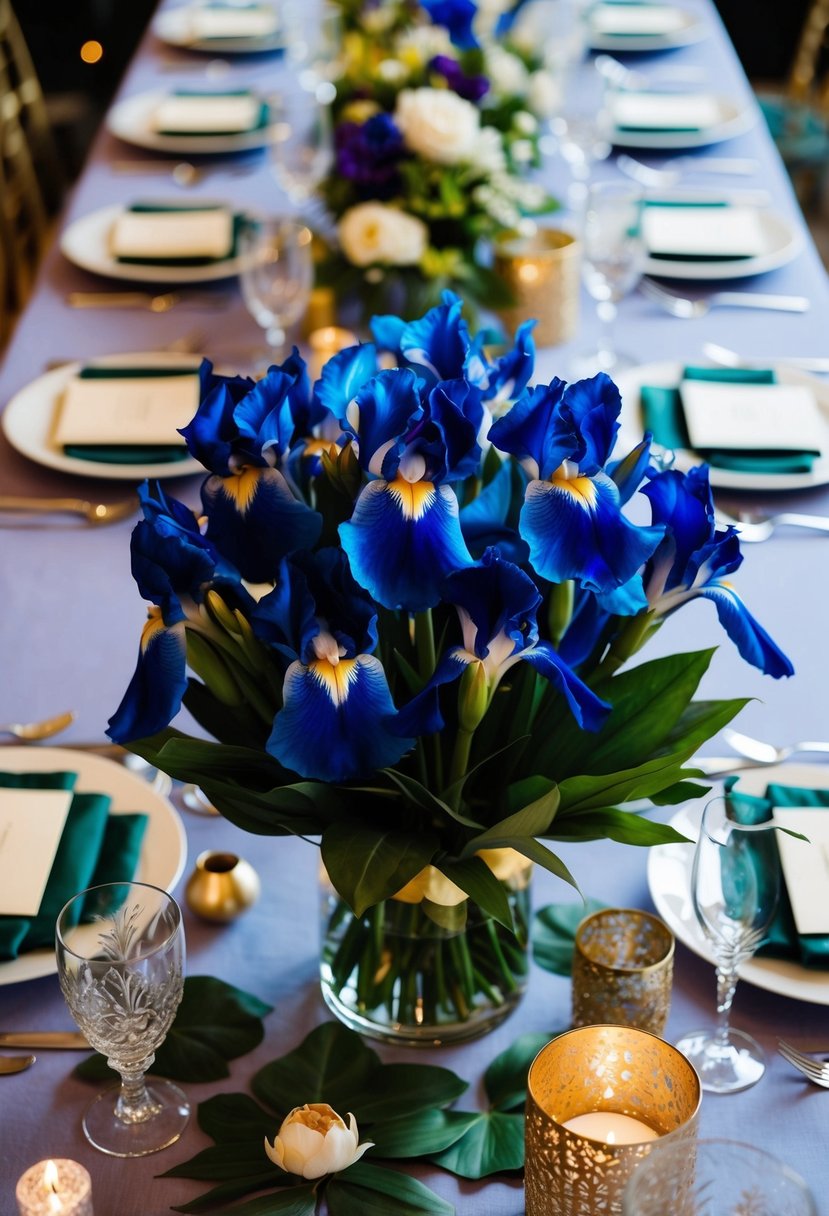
[153,5,285,53]
[0,747,187,986]
[613,359,829,491]
[647,764,829,1006]
[108,89,279,155]
[610,94,754,150]
[642,208,801,280]
[60,203,254,284]
[587,3,707,51]
[2,351,206,481]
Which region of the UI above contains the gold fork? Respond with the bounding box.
[0,496,139,526]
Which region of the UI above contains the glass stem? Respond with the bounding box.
[596,299,617,362]
[113,1062,161,1125]
[714,965,738,1048]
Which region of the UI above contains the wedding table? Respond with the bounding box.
[1,0,829,1211]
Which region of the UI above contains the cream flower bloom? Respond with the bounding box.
[394,87,481,165]
[265,1103,372,1179]
[475,847,533,890]
[338,203,427,268]
[393,864,468,907]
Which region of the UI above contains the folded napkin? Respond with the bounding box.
[726,776,829,968]
[642,205,767,262]
[111,203,239,265]
[0,770,148,961]
[591,2,687,36]
[639,366,820,474]
[189,3,279,41]
[57,366,198,466]
[154,90,269,136]
[612,92,721,133]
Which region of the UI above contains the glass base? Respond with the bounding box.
[83,1080,190,1157]
[569,347,639,378]
[674,1027,766,1094]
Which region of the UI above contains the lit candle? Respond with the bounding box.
[16,1159,93,1216]
[562,1112,659,1144]
[306,326,359,380]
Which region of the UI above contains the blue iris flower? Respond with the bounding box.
[421,0,479,49]
[489,373,665,595]
[642,466,793,677]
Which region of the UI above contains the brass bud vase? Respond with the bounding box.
[185,850,260,923]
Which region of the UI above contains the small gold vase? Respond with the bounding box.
[185,850,260,923]
[494,228,580,348]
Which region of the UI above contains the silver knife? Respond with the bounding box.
[0,1031,91,1049]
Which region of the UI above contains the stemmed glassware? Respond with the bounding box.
[56,881,188,1157]
[238,217,314,364]
[675,797,781,1094]
[269,87,335,212]
[575,179,644,376]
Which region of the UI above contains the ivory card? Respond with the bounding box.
[110,209,234,260]
[189,6,279,39]
[0,789,74,916]
[773,810,829,936]
[679,380,824,454]
[591,5,687,35]
[642,206,767,258]
[153,94,261,134]
[54,374,199,446]
[611,92,721,130]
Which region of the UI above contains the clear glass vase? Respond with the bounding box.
[319,870,531,1046]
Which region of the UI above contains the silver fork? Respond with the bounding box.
[777,1041,829,1087]
[640,278,810,318]
[721,728,829,765]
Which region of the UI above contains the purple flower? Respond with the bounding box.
[430,55,490,103]
[335,114,405,198]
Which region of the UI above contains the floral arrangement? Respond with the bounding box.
[316,0,559,318]
[108,293,791,1041]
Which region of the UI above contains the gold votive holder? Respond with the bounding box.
[302,285,338,336]
[572,908,675,1035]
[494,228,580,348]
[306,325,359,380]
[525,1025,701,1216]
[185,850,261,923]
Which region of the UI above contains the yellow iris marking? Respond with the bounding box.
[309,658,359,705]
[550,472,597,510]
[387,477,435,520]
[219,466,261,513]
[140,607,166,653]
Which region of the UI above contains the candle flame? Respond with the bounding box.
[43,1161,59,1192]
[606,1130,616,1145]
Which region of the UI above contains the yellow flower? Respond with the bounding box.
[475,848,533,890]
[393,865,467,906]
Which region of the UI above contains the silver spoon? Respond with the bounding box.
[0,711,75,741]
[722,728,829,764]
[715,508,829,543]
[0,1055,36,1075]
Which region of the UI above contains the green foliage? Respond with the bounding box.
[532,899,608,976]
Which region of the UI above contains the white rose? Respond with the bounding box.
[528,69,561,119]
[474,126,507,174]
[265,1103,373,1179]
[394,87,481,165]
[397,25,453,62]
[486,47,529,98]
[338,203,427,268]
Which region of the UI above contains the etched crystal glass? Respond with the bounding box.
[56,882,189,1157]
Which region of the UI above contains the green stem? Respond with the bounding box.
[414,610,436,681]
[448,727,474,802]
[592,610,656,680]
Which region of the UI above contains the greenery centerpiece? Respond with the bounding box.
[108,292,792,1044]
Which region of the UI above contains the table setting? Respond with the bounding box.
[2,0,829,1212]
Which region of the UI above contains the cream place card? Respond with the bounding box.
[591,4,687,35]
[189,5,279,40]
[110,208,234,261]
[0,789,74,916]
[53,373,200,447]
[679,380,824,454]
[153,94,262,134]
[642,206,767,258]
[773,809,829,935]
[611,92,721,130]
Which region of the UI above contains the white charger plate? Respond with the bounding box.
[2,351,206,481]
[60,203,254,284]
[614,359,829,491]
[611,93,754,149]
[153,5,285,53]
[587,3,707,51]
[0,747,187,986]
[108,89,279,155]
[647,763,829,1006]
[641,207,801,280]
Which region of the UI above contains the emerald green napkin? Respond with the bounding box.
[155,90,269,136]
[727,776,829,968]
[640,366,819,474]
[63,366,195,465]
[115,203,242,266]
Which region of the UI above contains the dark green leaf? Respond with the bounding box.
[367,1109,479,1158]
[321,822,438,916]
[554,754,699,817]
[197,1093,277,1145]
[252,1023,380,1117]
[354,1065,467,1123]
[173,1184,317,1216]
[532,899,607,976]
[384,768,482,829]
[427,1111,524,1178]
[162,1143,280,1181]
[462,786,561,853]
[550,808,691,846]
[649,780,711,805]
[437,856,513,930]
[662,697,752,754]
[331,1163,453,1215]
[483,1031,557,1111]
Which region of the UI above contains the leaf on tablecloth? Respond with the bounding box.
[427,1110,525,1178]
[328,1163,454,1215]
[531,897,608,976]
[483,1030,561,1113]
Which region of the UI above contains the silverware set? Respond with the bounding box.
[66,290,232,311]
[640,278,810,317]
[778,1041,829,1087]
[0,495,139,526]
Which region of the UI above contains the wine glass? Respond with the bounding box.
[622,1138,817,1216]
[550,62,612,206]
[574,179,644,376]
[269,87,335,211]
[56,882,188,1157]
[675,797,781,1094]
[238,218,314,363]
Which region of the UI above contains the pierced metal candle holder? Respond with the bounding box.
[525,1025,701,1216]
[572,908,675,1034]
[494,228,580,347]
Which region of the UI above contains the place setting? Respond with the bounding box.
[107,85,281,155]
[151,1,285,54]
[586,1,708,52]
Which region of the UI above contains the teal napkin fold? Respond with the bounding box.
[726,776,829,968]
[155,90,269,136]
[115,204,242,266]
[62,366,195,465]
[639,366,819,474]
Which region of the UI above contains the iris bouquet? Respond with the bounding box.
[316,0,559,319]
[109,293,792,1043]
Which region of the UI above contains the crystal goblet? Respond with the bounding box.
[56,881,188,1157]
[238,217,314,363]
